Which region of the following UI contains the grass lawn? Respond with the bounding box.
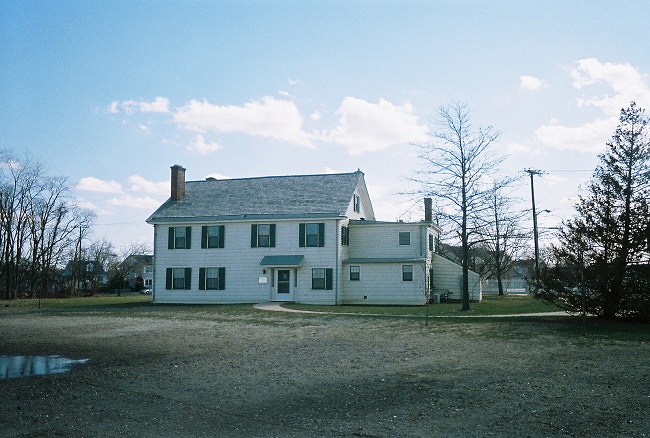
[284,294,562,316]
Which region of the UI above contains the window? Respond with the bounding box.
[199,267,226,290]
[429,234,434,252]
[402,265,413,281]
[350,266,360,281]
[353,195,360,213]
[300,223,325,247]
[202,225,225,249]
[399,232,411,246]
[165,267,191,290]
[341,226,349,246]
[251,224,276,248]
[312,268,333,290]
[168,226,192,249]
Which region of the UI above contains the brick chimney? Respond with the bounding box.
[170,165,186,201]
[424,197,432,222]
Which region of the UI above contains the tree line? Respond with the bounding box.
[0,150,149,300]
[415,101,650,320]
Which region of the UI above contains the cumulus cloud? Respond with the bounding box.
[571,58,650,115]
[138,124,150,134]
[506,142,541,155]
[174,96,313,147]
[520,75,548,91]
[186,134,222,155]
[533,59,650,153]
[76,177,123,193]
[106,194,162,210]
[323,97,429,154]
[108,96,170,114]
[128,175,168,195]
[535,117,618,153]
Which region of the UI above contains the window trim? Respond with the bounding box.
[166,267,192,290]
[202,225,225,249]
[199,267,226,290]
[168,226,192,249]
[299,223,325,248]
[402,265,413,282]
[349,266,360,281]
[399,231,411,246]
[251,224,276,248]
[311,268,333,290]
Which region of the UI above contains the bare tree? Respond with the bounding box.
[413,102,502,310]
[481,180,529,295]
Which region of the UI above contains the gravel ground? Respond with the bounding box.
[1,305,649,437]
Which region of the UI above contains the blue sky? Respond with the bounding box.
[2,1,650,251]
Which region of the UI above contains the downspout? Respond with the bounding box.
[335,218,340,305]
[152,224,157,302]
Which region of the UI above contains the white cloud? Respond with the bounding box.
[324,97,429,154]
[76,177,123,193]
[520,75,548,91]
[506,142,541,155]
[310,111,321,121]
[535,116,618,153]
[128,175,168,195]
[186,134,222,155]
[106,194,162,210]
[174,96,313,147]
[324,167,340,174]
[108,96,170,114]
[138,124,150,134]
[571,58,650,115]
[205,173,232,180]
[533,59,650,153]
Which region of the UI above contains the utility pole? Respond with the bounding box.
[525,169,543,290]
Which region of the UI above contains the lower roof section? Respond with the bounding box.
[342,257,426,264]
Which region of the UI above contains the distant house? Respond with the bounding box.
[122,254,154,290]
[61,260,107,291]
[145,165,482,305]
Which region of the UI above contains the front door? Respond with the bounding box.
[273,269,293,301]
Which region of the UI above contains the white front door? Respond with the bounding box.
[272,269,293,301]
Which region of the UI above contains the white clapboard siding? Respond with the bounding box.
[340,261,427,305]
[430,253,482,302]
[152,219,340,304]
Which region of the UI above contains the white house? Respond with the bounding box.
[146,165,482,305]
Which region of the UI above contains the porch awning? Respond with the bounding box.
[260,255,304,267]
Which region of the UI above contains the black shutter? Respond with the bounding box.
[325,268,333,290]
[299,223,305,247]
[185,226,192,249]
[269,224,276,247]
[318,223,325,247]
[218,267,226,290]
[341,226,347,246]
[251,224,258,248]
[184,268,192,290]
[168,228,175,249]
[219,225,225,248]
[201,226,207,249]
[199,267,206,290]
[166,268,173,289]
[429,234,434,252]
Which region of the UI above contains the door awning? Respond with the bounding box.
[260,255,304,267]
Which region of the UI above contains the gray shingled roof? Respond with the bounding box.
[147,171,363,223]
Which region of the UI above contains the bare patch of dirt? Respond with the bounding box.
[1,307,649,437]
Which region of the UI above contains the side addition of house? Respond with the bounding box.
[146,165,482,305]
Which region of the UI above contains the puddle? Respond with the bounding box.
[0,355,90,380]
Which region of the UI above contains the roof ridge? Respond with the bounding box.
[186,170,363,184]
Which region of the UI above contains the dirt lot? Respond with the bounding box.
[1,303,649,437]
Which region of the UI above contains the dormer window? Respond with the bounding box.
[353,195,360,213]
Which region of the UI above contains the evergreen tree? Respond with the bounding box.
[538,102,650,319]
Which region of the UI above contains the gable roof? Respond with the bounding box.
[147,171,366,223]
